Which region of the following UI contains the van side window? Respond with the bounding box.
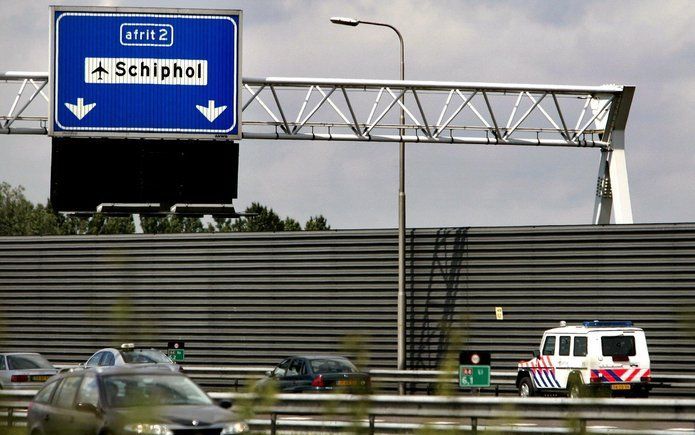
[559,336,571,356]
[573,336,588,356]
[542,336,556,355]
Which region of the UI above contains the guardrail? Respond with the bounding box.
[0,390,34,427]
[213,392,695,434]
[4,389,695,434]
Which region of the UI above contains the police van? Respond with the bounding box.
[517,321,651,398]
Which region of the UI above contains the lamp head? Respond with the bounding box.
[330,16,360,26]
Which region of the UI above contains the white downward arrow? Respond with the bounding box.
[64,98,96,120]
[196,100,227,122]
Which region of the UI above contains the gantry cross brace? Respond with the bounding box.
[0,72,634,224]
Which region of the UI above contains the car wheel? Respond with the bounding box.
[518,377,534,397]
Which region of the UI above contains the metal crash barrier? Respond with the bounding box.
[5,388,695,434]
[0,390,35,427]
[213,393,695,434]
[8,390,695,434]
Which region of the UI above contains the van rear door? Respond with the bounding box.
[596,331,649,384]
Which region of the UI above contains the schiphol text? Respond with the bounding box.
[84,57,208,86]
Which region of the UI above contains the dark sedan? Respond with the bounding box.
[27,367,248,435]
[260,355,370,393]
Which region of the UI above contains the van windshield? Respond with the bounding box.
[601,335,636,357]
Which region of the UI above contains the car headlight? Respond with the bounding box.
[123,423,173,435]
[221,422,249,434]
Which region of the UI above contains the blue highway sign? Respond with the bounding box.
[50,7,241,139]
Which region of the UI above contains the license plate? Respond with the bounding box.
[31,375,51,382]
[611,384,631,390]
[337,380,357,386]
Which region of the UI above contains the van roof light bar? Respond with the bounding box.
[582,320,633,328]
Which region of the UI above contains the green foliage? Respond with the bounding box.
[231,202,285,232]
[0,181,330,235]
[0,182,137,236]
[305,214,331,231]
[282,217,301,232]
[211,202,329,233]
[236,376,279,423]
[141,215,205,234]
[84,213,136,235]
[0,182,70,236]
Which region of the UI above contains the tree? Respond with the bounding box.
[282,217,302,232]
[230,202,285,232]
[305,215,331,231]
[83,213,136,235]
[208,203,327,232]
[0,182,137,236]
[0,181,331,235]
[209,216,234,233]
[0,183,71,236]
[141,215,204,234]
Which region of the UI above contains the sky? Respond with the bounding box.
[0,0,693,229]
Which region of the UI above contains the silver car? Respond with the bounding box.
[84,343,180,372]
[0,352,58,390]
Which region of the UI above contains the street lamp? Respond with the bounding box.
[331,16,407,394]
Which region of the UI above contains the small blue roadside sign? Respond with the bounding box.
[49,7,241,140]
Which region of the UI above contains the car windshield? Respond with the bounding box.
[309,358,357,374]
[103,374,212,408]
[121,350,172,364]
[7,354,54,370]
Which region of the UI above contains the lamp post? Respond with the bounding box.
[330,16,407,394]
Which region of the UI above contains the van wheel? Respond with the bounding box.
[518,377,535,397]
[568,379,583,398]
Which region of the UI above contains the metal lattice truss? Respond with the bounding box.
[241,77,630,149]
[0,72,635,224]
[0,72,49,135]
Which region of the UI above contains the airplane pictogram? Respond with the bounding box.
[91,62,109,80]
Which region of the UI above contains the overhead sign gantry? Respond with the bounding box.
[49,6,241,139]
[0,7,634,224]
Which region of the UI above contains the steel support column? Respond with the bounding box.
[593,150,612,224]
[607,130,633,224]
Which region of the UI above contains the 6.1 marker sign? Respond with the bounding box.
[49,6,241,139]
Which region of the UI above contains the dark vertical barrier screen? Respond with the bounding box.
[50,138,239,211]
